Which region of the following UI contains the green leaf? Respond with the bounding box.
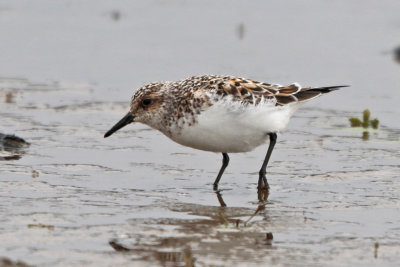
[349,118,362,127]
[363,109,370,123]
[370,119,379,129]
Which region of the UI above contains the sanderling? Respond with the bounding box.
[104,75,347,190]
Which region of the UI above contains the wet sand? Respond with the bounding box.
[1,1,400,266]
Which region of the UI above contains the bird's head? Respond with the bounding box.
[104,82,167,138]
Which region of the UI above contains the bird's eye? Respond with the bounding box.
[142,98,152,107]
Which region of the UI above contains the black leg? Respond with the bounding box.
[213,153,229,190]
[258,133,277,190]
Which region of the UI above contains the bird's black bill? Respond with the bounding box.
[104,113,134,138]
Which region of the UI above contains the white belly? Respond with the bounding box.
[169,101,299,153]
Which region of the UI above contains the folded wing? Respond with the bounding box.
[205,76,347,106]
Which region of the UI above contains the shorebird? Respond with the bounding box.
[104,75,346,190]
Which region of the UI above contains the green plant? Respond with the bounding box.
[349,109,379,129]
[370,119,379,129]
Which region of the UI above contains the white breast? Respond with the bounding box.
[169,99,301,153]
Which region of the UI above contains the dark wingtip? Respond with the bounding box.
[327,85,350,89]
[320,85,350,89]
[309,85,350,93]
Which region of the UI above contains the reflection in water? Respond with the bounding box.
[0,257,32,267]
[374,242,379,259]
[109,190,274,266]
[155,242,195,267]
[5,91,15,103]
[243,203,266,226]
[110,238,196,267]
[362,131,369,141]
[31,170,40,178]
[216,187,269,207]
[0,133,30,161]
[0,154,21,161]
[215,189,269,227]
[215,190,227,207]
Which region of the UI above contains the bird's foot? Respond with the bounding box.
[257,188,269,202]
[257,175,270,190]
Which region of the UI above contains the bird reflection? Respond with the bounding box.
[215,188,269,208]
[215,190,227,207]
[5,92,15,103]
[109,188,274,265]
[214,188,269,229]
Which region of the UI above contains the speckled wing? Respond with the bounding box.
[206,76,347,106]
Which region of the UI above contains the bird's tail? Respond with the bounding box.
[274,84,348,105]
[307,85,349,93]
[293,85,349,102]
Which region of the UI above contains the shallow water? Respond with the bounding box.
[1,1,400,266]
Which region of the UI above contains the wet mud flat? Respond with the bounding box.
[1,77,399,266]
